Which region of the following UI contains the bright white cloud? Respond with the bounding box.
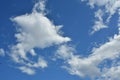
[0,48,5,57]
[10,0,70,75]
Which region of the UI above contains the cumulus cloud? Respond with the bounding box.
[0,48,5,57]
[10,0,70,75]
[81,0,120,34]
[56,33,120,79]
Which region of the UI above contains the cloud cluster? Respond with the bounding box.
[54,1,120,79]
[10,0,70,75]
[8,0,120,79]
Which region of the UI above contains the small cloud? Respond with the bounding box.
[91,20,108,34]
[0,48,5,57]
[18,66,35,75]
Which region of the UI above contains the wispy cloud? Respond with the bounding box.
[0,48,5,57]
[82,0,120,34]
[18,66,35,75]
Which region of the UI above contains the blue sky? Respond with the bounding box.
[0,0,120,80]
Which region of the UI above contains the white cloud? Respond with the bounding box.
[56,45,74,60]
[101,66,120,80]
[55,0,120,79]
[56,34,120,79]
[81,0,120,34]
[33,0,46,13]
[12,12,70,49]
[0,48,5,57]
[91,21,107,34]
[8,0,120,78]
[56,45,101,78]
[91,9,108,34]
[26,57,48,68]
[18,66,35,75]
[10,0,70,75]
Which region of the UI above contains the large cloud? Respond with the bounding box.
[56,34,120,79]
[10,0,70,75]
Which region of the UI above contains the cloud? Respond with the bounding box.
[18,66,35,75]
[18,57,47,75]
[82,0,109,7]
[101,66,120,80]
[8,0,120,78]
[54,0,120,79]
[91,9,108,34]
[81,0,120,34]
[56,45,100,78]
[0,48,5,57]
[118,9,120,34]
[91,21,107,34]
[10,0,70,75]
[56,33,120,79]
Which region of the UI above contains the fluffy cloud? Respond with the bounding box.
[56,34,120,79]
[10,0,70,75]
[0,48,5,57]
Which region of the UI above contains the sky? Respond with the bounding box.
[0,0,120,80]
